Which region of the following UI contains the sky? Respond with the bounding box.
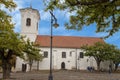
[7,0,120,48]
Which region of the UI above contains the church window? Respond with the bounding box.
[44,51,48,58]
[62,52,66,58]
[79,52,84,58]
[26,18,31,26]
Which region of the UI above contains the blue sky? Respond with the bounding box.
[8,0,120,48]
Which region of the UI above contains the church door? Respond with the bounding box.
[61,62,65,69]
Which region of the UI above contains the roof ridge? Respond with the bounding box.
[37,35,102,39]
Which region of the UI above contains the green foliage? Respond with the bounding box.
[111,48,120,71]
[0,0,16,11]
[24,39,43,71]
[0,32,25,58]
[44,0,120,37]
[0,31,25,79]
[24,39,43,61]
[0,0,21,79]
[0,0,16,30]
[112,49,120,63]
[0,10,14,32]
[81,42,117,70]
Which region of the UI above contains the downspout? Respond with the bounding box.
[76,48,77,70]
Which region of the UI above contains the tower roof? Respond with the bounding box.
[20,7,40,20]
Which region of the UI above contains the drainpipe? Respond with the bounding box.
[76,48,77,70]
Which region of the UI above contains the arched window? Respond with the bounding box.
[26,18,31,26]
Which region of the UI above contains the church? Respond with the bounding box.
[15,7,107,71]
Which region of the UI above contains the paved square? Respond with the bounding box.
[0,70,120,80]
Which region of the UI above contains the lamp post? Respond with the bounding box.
[48,11,59,80]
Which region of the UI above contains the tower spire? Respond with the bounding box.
[30,0,32,8]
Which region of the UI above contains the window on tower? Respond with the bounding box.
[26,18,31,26]
[36,22,38,30]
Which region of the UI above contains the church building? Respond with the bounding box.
[15,7,106,71]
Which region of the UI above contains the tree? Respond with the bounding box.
[24,39,43,71]
[0,0,16,10]
[0,0,16,29]
[0,1,19,79]
[110,48,120,71]
[44,0,120,37]
[0,32,25,79]
[81,42,115,71]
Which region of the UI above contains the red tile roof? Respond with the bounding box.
[35,35,104,48]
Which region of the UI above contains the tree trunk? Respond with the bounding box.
[29,60,33,71]
[29,64,32,71]
[96,61,100,71]
[114,63,119,71]
[2,58,11,79]
[1,49,13,79]
[37,61,39,70]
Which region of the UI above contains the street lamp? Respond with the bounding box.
[48,11,59,80]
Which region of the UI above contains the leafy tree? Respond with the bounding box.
[24,39,43,71]
[0,0,20,79]
[0,0,16,11]
[44,0,120,37]
[110,48,120,71]
[0,32,25,79]
[81,42,115,71]
[0,0,16,29]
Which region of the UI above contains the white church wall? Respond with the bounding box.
[21,33,37,42]
[37,48,50,70]
[100,60,113,71]
[38,47,76,70]
[15,57,23,71]
[38,47,91,70]
[53,48,76,70]
[15,46,98,71]
[15,56,30,72]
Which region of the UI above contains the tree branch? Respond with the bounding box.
[66,0,117,6]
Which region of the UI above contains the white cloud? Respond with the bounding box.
[54,9,76,22]
[10,0,25,33]
[59,0,65,4]
[94,32,108,37]
[65,11,76,19]
[14,0,24,11]
[12,12,21,32]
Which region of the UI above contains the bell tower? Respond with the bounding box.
[20,8,40,42]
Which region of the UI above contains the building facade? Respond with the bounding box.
[15,7,107,71]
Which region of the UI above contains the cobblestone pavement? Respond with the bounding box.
[0,70,120,80]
